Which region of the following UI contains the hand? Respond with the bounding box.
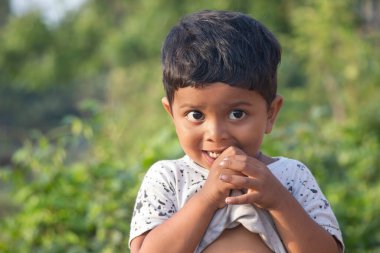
[197,147,246,209]
[218,148,290,211]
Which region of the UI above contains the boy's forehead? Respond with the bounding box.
[172,82,264,106]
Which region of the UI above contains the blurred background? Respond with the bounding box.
[0,0,379,252]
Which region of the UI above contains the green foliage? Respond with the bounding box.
[0,116,179,253]
[264,103,380,252]
[1,120,115,252]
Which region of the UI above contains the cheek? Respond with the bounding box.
[175,124,199,148]
[233,124,265,153]
[239,135,263,148]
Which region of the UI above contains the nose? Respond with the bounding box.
[204,117,229,142]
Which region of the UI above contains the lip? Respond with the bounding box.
[202,151,216,168]
[203,147,228,153]
[201,148,227,168]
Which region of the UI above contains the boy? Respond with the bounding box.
[129,10,344,253]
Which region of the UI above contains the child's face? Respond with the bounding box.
[162,82,283,170]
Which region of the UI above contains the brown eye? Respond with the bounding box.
[229,110,245,120]
[186,111,204,122]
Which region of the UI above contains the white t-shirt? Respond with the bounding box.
[129,155,344,252]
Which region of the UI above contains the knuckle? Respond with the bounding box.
[221,168,233,176]
[223,159,231,168]
[243,177,251,187]
[248,195,256,204]
[254,193,264,204]
[241,195,249,204]
[232,146,245,155]
[240,155,248,162]
[227,146,238,154]
[225,146,243,156]
[221,147,234,156]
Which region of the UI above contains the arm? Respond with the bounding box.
[268,191,342,253]
[131,149,243,253]
[219,151,342,253]
[131,192,217,253]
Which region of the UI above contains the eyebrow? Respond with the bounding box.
[228,101,253,107]
[178,101,253,109]
[178,103,206,109]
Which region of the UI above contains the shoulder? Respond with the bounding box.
[268,157,320,192]
[270,157,343,246]
[145,156,187,175]
[143,155,204,185]
[269,157,326,206]
[268,157,313,178]
[132,158,189,214]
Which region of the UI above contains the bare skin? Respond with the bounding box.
[202,225,273,253]
[131,148,273,253]
[130,84,342,253]
[218,150,342,253]
[202,152,277,253]
[131,147,341,253]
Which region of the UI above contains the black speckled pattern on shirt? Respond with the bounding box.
[129,156,344,252]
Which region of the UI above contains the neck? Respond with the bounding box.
[257,151,278,165]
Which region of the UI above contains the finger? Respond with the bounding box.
[219,155,266,178]
[211,147,245,173]
[225,192,257,205]
[219,174,257,189]
[221,146,246,157]
[216,147,245,165]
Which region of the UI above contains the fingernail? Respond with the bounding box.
[219,174,228,181]
[219,158,228,167]
[225,198,231,204]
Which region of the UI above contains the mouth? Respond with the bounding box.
[201,149,228,168]
[206,151,222,159]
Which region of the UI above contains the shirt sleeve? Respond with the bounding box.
[129,161,177,247]
[288,161,344,250]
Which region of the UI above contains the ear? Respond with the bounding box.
[265,95,283,134]
[161,97,173,117]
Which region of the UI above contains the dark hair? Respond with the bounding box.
[161,10,281,106]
